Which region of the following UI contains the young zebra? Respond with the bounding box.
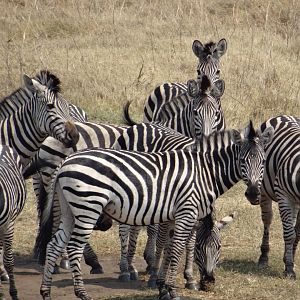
[143,38,227,122]
[249,115,300,278]
[39,121,273,300]
[0,146,26,300]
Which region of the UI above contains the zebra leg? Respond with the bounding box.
[258,194,273,267]
[148,222,169,289]
[67,224,96,300]
[126,226,141,280]
[0,253,8,282]
[118,223,131,282]
[83,243,104,274]
[3,224,18,300]
[277,196,297,279]
[40,224,72,300]
[161,218,195,300]
[0,241,5,300]
[144,224,158,274]
[293,210,300,259]
[183,229,197,290]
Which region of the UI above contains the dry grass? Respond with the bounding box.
[1,0,300,299]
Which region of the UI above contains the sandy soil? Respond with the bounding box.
[3,255,154,300]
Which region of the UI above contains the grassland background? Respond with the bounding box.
[0,0,300,299]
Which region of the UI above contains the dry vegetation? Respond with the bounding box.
[0,0,300,299]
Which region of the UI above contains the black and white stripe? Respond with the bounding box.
[0,146,26,300]
[249,115,300,279]
[143,38,227,122]
[38,121,273,300]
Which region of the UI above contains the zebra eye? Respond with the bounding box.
[47,103,55,109]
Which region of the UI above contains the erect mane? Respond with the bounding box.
[34,70,61,94]
[202,41,217,56]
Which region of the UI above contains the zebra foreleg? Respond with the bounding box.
[293,210,300,259]
[161,218,195,300]
[183,229,198,290]
[258,195,273,267]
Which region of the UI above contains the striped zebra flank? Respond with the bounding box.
[39,121,273,300]
[143,38,227,123]
[0,145,26,300]
[251,115,300,279]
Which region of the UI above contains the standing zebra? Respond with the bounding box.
[143,38,227,123]
[0,146,26,300]
[39,121,273,300]
[249,115,300,278]
[119,75,225,286]
[0,72,79,299]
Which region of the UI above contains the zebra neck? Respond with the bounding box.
[0,102,46,167]
[0,86,32,119]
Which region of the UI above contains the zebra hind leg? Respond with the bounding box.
[3,229,18,300]
[144,224,158,275]
[83,243,104,274]
[127,226,141,280]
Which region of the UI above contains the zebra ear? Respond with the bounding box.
[216,212,237,230]
[259,126,274,147]
[192,40,204,58]
[187,79,200,98]
[216,38,227,58]
[212,79,225,98]
[23,74,35,92]
[231,129,243,146]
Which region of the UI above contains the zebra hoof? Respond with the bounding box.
[258,257,269,268]
[90,267,104,274]
[60,259,70,270]
[130,270,139,281]
[283,270,296,280]
[147,278,157,289]
[1,273,9,282]
[185,282,198,290]
[118,273,130,282]
[158,289,171,300]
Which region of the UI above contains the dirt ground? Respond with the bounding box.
[3,255,158,300]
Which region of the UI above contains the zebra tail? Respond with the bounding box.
[34,163,61,265]
[123,101,138,126]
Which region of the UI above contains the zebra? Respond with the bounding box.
[38,120,274,300]
[119,75,225,286]
[247,115,300,278]
[143,38,227,123]
[0,71,79,299]
[0,146,26,300]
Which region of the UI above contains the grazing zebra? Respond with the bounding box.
[249,115,300,278]
[143,38,227,123]
[38,121,273,300]
[0,146,26,300]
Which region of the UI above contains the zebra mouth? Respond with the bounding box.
[199,274,215,291]
[62,121,79,148]
[245,185,261,205]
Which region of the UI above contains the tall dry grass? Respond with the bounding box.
[0,0,300,299]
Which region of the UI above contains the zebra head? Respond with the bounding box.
[232,121,274,205]
[23,74,79,148]
[195,212,236,291]
[187,75,225,138]
[192,38,227,82]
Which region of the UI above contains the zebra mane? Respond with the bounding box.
[202,41,217,56]
[196,213,216,240]
[0,70,61,115]
[34,70,61,94]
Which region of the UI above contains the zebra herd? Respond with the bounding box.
[0,38,298,300]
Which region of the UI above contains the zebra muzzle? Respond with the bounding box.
[245,184,260,205]
[63,121,79,147]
